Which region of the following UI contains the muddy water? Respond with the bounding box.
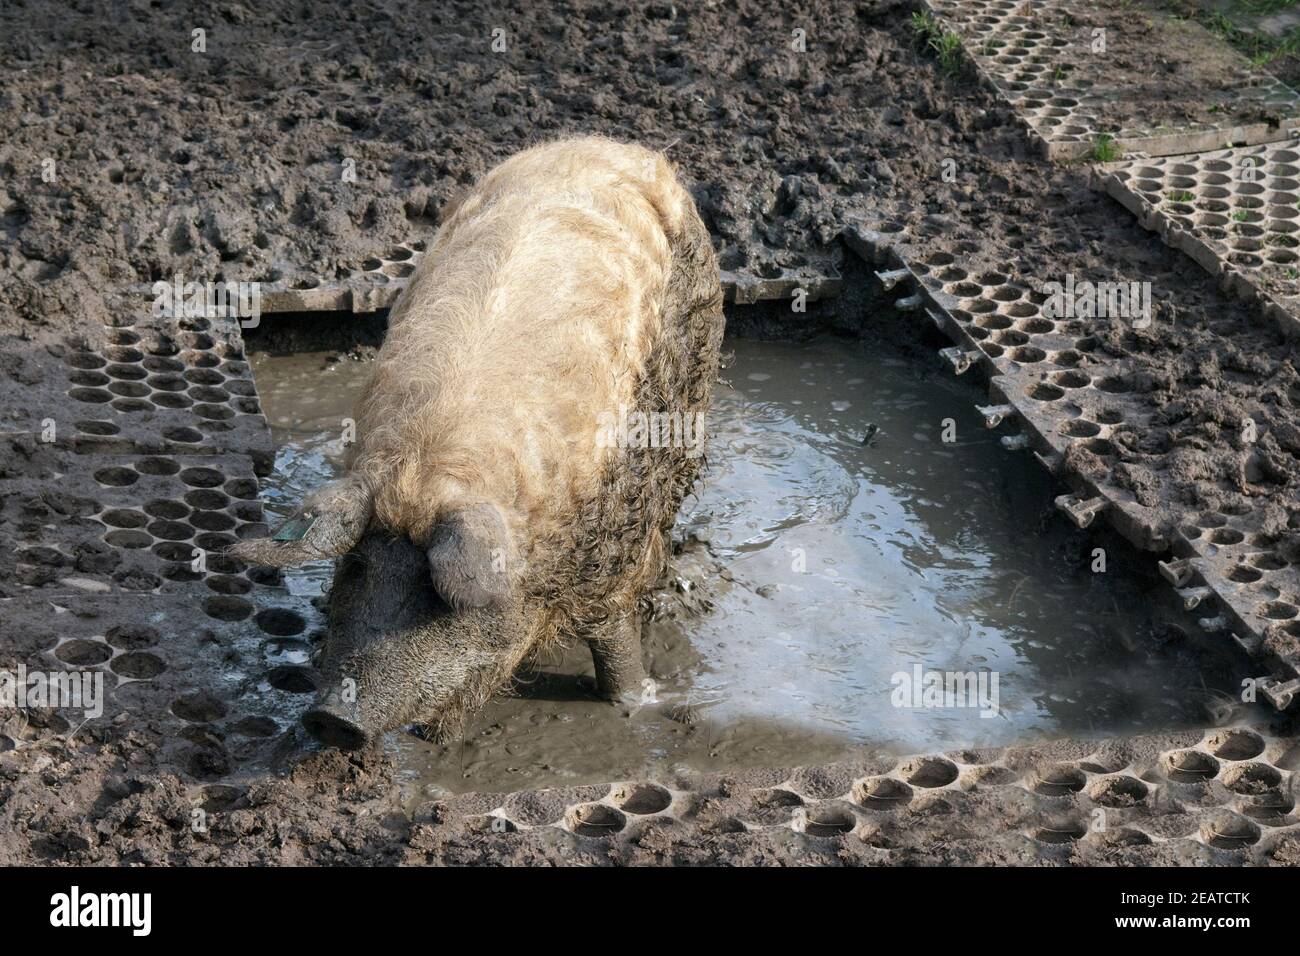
[249,336,1231,797]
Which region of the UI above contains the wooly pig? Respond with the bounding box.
[232,137,724,749]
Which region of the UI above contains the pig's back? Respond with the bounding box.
[351,138,695,552]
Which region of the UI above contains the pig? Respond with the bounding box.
[231,137,724,750]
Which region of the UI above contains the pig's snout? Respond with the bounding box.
[302,689,371,751]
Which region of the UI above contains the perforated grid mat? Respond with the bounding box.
[923,0,1300,160]
[1098,139,1300,340]
[424,724,1299,861]
[155,239,845,316]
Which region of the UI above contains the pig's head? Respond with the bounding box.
[229,478,527,750]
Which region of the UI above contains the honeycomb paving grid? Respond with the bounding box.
[1,349,318,773]
[842,220,1300,706]
[136,239,845,316]
[721,266,843,306]
[50,311,274,473]
[924,0,1032,42]
[0,589,296,771]
[1098,140,1300,341]
[411,723,1299,863]
[922,0,1300,161]
[3,443,280,597]
[257,239,427,315]
[2,309,289,602]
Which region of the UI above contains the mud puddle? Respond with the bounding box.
[249,335,1238,798]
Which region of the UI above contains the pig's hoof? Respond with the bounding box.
[611,692,642,712]
[601,677,657,713]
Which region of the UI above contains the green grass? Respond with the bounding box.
[932,32,964,73]
[1167,190,1196,203]
[910,10,943,47]
[1089,134,1123,163]
[1232,209,1251,222]
[910,10,965,74]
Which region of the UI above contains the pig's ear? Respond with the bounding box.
[228,477,372,567]
[426,502,513,611]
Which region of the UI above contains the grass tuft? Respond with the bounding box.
[911,11,965,74]
[1089,133,1123,163]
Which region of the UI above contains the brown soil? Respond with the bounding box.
[0,0,956,340]
[1,0,1298,865]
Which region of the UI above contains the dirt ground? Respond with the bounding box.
[1,0,1299,865]
[1,0,952,338]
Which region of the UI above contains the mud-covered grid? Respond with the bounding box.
[1098,140,1300,341]
[149,240,846,315]
[49,311,275,473]
[0,308,318,739]
[923,0,1300,160]
[842,221,1300,710]
[437,724,1300,862]
[9,555,1300,866]
[1,312,335,807]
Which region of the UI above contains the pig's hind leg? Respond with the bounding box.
[586,610,648,704]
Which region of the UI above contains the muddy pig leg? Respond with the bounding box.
[586,610,647,704]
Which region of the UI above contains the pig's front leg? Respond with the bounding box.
[586,610,647,704]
